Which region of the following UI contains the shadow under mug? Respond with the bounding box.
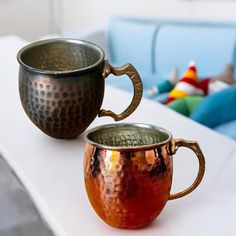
[17,39,143,139]
[84,123,205,229]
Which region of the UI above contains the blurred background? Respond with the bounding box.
[1,0,236,40]
[0,1,236,236]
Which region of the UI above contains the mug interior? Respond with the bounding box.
[18,39,104,73]
[86,123,171,149]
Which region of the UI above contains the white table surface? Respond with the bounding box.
[0,36,236,236]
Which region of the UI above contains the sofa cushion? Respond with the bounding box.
[190,85,236,128]
[214,120,236,140]
[108,17,157,77]
[154,25,236,79]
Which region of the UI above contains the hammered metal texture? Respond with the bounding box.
[18,40,105,139]
[87,125,169,147]
[84,124,205,228]
[21,42,101,72]
[19,68,104,139]
[84,143,173,229]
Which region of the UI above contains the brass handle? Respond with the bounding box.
[99,60,143,121]
[169,139,205,200]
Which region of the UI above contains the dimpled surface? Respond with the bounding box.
[90,131,165,147]
[19,68,104,139]
[18,40,105,139]
[84,143,173,229]
[87,124,170,147]
[21,42,101,72]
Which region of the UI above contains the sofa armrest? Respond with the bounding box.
[190,85,236,128]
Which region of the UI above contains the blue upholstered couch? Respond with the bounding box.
[104,16,236,139]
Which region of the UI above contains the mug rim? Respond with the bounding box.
[17,38,105,75]
[84,123,173,151]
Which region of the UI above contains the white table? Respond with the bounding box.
[1,36,236,236]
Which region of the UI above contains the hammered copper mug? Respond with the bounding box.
[17,39,142,139]
[84,123,205,229]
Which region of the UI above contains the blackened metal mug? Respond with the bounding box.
[84,123,205,229]
[17,39,143,139]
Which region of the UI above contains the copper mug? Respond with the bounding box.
[84,123,205,229]
[17,39,142,139]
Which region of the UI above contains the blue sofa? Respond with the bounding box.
[105,16,236,140]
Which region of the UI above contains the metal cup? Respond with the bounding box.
[84,123,205,229]
[17,39,143,139]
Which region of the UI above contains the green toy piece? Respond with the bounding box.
[167,96,204,117]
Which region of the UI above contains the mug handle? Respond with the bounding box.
[98,60,143,121]
[169,139,206,200]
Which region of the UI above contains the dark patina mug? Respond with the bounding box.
[84,123,205,229]
[17,39,142,139]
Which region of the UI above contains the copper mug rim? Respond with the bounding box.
[84,123,173,151]
[17,38,105,76]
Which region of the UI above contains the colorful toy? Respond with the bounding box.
[207,64,234,94]
[167,96,204,117]
[166,63,235,116]
[147,67,179,97]
[164,61,209,104]
[211,64,235,85]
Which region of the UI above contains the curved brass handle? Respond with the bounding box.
[169,139,205,200]
[98,60,143,121]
